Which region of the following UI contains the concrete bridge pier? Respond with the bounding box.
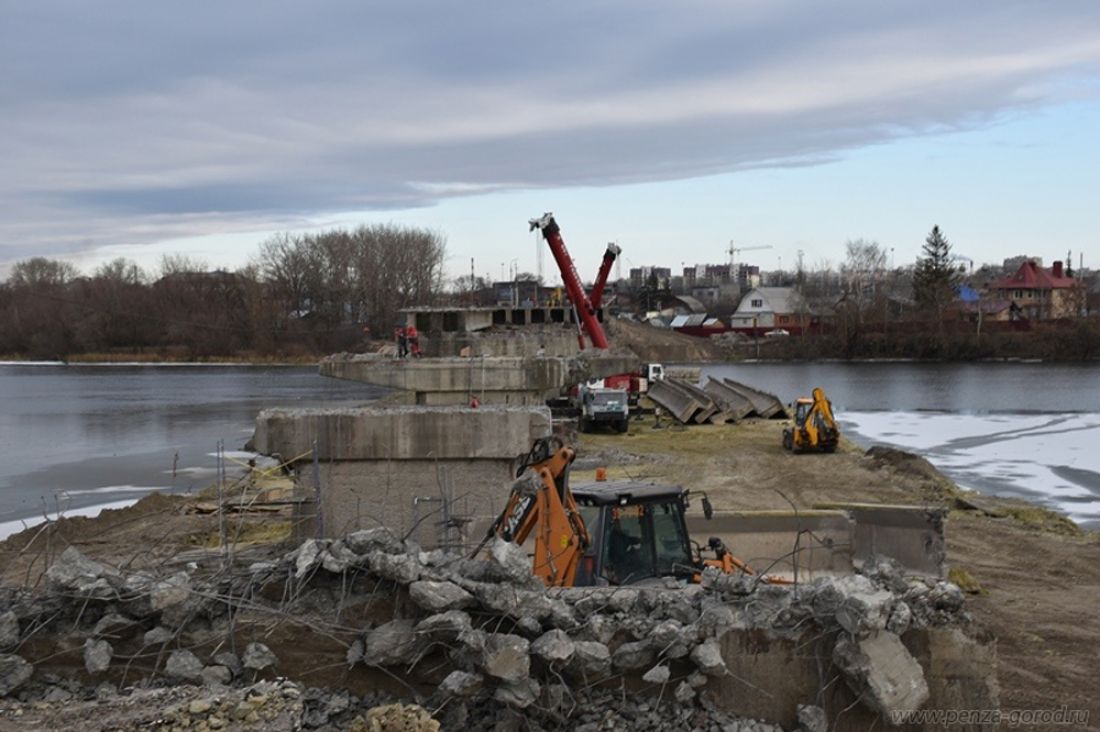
[253,405,552,546]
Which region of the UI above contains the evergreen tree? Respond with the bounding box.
[912,225,960,322]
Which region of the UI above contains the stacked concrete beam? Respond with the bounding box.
[253,405,551,544]
[647,379,703,424]
[720,378,786,418]
[703,378,756,421]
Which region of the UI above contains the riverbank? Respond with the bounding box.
[1,418,1097,721]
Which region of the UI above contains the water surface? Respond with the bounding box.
[0,364,382,529]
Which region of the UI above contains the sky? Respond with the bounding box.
[2,0,1099,284]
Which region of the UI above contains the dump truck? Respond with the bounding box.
[475,437,768,587]
[577,383,629,433]
[782,387,840,453]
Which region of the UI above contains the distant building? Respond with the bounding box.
[728,287,811,333]
[987,260,1083,320]
[628,266,671,289]
[1002,255,1041,275]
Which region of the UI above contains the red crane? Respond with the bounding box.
[589,242,621,310]
[529,213,610,350]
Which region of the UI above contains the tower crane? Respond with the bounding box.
[728,242,773,268]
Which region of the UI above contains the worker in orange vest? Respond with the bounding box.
[406,325,421,358]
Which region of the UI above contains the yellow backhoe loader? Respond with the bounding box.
[782,387,840,453]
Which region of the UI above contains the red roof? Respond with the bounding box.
[989,261,1077,291]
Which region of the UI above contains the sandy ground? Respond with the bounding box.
[2,419,1098,728]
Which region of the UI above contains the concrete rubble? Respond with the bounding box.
[0,530,980,729]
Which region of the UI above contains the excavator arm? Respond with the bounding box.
[476,437,591,587]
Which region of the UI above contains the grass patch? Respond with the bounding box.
[1002,506,1082,537]
[188,520,293,549]
[579,419,786,458]
[948,566,984,595]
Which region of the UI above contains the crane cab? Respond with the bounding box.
[569,481,698,586]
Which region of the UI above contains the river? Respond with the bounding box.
[0,364,383,536]
[1,362,1097,537]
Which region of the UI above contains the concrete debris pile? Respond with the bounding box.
[0,532,973,729]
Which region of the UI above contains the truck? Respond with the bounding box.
[577,382,629,433]
[602,363,663,408]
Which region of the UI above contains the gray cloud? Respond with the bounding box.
[2,0,1099,262]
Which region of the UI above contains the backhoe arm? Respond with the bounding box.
[477,438,591,587]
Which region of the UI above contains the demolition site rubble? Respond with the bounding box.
[0,528,972,730]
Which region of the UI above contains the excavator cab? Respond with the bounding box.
[479,437,782,587]
[571,482,697,585]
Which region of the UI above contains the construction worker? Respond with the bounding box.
[395,327,408,358]
[406,325,421,358]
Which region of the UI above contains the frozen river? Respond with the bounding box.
[1,361,1097,537]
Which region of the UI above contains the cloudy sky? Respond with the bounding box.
[3,1,1099,282]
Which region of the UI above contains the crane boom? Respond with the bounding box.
[529,213,609,349]
[589,243,621,310]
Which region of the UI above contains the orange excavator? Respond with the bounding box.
[475,437,782,587]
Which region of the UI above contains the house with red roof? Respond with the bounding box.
[987,260,1083,320]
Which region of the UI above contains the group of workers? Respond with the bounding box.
[393,326,421,358]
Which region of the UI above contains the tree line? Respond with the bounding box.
[0,224,446,359]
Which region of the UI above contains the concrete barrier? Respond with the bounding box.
[814,502,948,578]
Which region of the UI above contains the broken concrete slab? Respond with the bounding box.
[0,612,19,650]
[83,639,112,674]
[0,654,33,697]
[531,629,575,664]
[408,580,475,613]
[612,640,655,671]
[642,664,670,684]
[833,631,930,718]
[439,670,484,698]
[690,637,727,677]
[165,649,204,683]
[45,547,119,599]
[242,642,278,672]
[366,620,418,666]
[492,677,541,709]
[572,641,612,677]
[415,610,472,639]
[482,634,530,683]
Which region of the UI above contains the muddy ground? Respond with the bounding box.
[576,420,1100,727]
[2,419,1098,728]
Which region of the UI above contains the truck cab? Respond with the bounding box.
[577,383,629,433]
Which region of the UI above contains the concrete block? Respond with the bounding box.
[254,405,550,461]
[813,502,947,578]
[833,631,930,718]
